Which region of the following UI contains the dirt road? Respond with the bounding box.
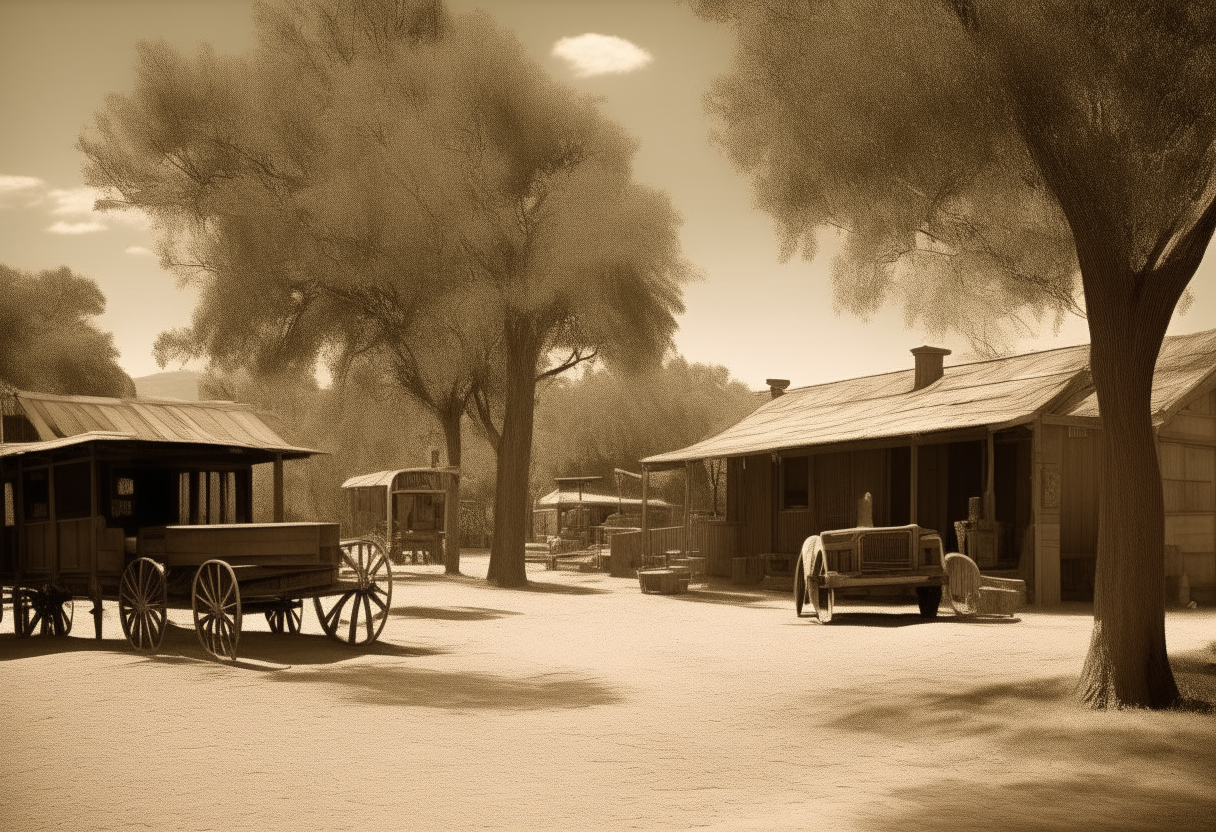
[3,554,1214,831]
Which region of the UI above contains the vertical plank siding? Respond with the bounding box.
[1159,388,1216,600]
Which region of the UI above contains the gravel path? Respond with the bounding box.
[4,553,1214,831]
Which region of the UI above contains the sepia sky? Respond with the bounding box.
[2,0,1213,388]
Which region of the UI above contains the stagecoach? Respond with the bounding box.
[1,390,391,661]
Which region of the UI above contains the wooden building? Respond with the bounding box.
[341,468,458,563]
[641,328,1216,605]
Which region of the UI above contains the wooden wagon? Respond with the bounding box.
[342,467,457,564]
[0,390,392,661]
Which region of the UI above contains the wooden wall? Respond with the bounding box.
[1160,388,1216,602]
[1060,428,1104,600]
[1034,421,1065,606]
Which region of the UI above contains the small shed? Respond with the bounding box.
[533,476,673,548]
[341,467,458,563]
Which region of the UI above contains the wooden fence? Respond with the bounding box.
[609,526,686,576]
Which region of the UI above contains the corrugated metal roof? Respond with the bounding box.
[1066,328,1216,422]
[0,431,133,458]
[341,468,458,489]
[644,328,1216,465]
[12,391,319,456]
[535,489,671,509]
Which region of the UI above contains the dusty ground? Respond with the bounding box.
[3,552,1214,832]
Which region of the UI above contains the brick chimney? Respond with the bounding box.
[766,378,790,399]
[910,346,951,391]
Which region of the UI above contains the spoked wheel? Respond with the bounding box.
[265,600,303,634]
[917,585,942,619]
[794,551,808,617]
[13,586,74,637]
[192,560,242,661]
[314,539,392,646]
[119,557,168,654]
[806,537,834,625]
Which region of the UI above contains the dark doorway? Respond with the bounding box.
[946,441,984,551]
[1061,428,1103,601]
[889,446,911,526]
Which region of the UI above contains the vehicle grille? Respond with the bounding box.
[860,531,911,571]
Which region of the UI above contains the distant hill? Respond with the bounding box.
[132,370,200,401]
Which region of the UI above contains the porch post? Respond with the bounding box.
[986,429,996,521]
[89,444,102,638]
[909,442,919,525]
[273,454,284,523]
[684,460,693,557]
[641,465,650,565]
[48,462,58,581]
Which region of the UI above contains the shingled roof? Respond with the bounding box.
[642,328,1216,466]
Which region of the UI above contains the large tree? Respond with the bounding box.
[696,0,1216,708]
[80,0,691,585]
[0,264,135,399]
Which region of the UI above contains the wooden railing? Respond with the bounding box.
[609,526,686,576]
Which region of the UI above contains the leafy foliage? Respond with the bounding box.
[697,0,1216,708]
[0,264,135,397]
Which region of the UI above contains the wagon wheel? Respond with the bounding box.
[314,539,392,646]
[13,586,74,637]
[807,538,834,625]
[192,560,242,661]
[119,557,168,654]
[265,601,303,634]
[793,551,808,617]
[916,586,942,619]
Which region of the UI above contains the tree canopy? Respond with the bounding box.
[80,0,692,585]
[0,264,135,398]
[697,0,1216,708]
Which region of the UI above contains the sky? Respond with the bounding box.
[1,0,1213,389]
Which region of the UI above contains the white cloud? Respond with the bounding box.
[47,186,102,216]
[0,174,44,194]
[126,245,154,256]
[48,220,107,235]
[551,33,653,77]
[110,208,153,230]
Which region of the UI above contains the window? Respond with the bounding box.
[4,481,14,527]
[782,456,810,510]
[112,475,135,518]
[23,469,49,520]
[55,462,92,519]
[1161,443,1215,513]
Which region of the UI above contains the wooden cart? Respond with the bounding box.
[1,390,393,661]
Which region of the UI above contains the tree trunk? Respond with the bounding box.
[1077,270,1180,709]
[486,332,539,587]
[441,411,462,575]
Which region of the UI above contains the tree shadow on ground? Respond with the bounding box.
[272,665,624,710]
[0,621,441,667]
[661,589,774,607]
[866,772,1216,832]
[511,580,608,595]
[389,605,522,621]
[826,655,1216,832]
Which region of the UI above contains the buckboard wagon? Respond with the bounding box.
[1,390,393,661]
[794,523,947,623]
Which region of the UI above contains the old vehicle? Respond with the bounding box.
[1,390,392,661]
[342,467,457,564]
[794,523,947,624]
